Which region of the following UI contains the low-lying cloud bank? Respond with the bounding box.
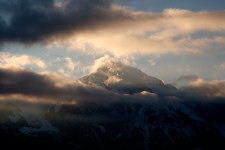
[0,68,118,104]
[0,68,225,106]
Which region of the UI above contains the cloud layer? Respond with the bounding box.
[0,68,225,106]
[0,68,129,105]
[69,9,225,55]
[0,0,133,45]
[0,0,225,56]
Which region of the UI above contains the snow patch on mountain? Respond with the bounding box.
[79,57,169,94]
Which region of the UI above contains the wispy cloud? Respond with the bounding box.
[0,52,46,69]
[65,57,79,71]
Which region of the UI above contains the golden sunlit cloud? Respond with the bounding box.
[189,78,225,98]
[0,52,46,69]
[53,8,225,56]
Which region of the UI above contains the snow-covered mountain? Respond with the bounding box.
[0,60,225,150]
[79,60,171,94]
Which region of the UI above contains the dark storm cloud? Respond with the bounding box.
[0,68,59,96]
[0,68,109,99]
[0,0,130,45]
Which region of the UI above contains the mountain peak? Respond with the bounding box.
[79,58,166,94]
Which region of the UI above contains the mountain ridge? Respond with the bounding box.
[79,59,170,94]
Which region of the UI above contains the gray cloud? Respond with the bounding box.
[0,68,225,105]
[0,68,59,96]
[0,0,131,45]
[178,79,225,100]
[1,0,225,57]
[174,74,199,84]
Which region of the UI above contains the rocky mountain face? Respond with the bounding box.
[1,100,225,150]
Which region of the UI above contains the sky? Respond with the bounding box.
[0,0,225,86]
[118,0,225,12]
